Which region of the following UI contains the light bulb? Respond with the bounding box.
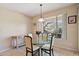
[38,18,44,22]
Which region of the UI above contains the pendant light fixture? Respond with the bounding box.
[38,4,44,22]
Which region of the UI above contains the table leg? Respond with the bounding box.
[16,37,18,48]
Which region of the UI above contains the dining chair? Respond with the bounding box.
[41,33,55,56]
[24,36,40,56]
[42,32,48,41]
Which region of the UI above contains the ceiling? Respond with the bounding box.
[0,3,75,17]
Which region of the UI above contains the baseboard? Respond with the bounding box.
[18,44,25,48]
[0,44,25,53]
[0,48,11,53]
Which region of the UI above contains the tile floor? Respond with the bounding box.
[0,46,79,56]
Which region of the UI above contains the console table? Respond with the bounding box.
[11,36,18,48]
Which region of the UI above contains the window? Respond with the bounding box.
[37,14,67,39]
[44,17,56,33]
[56,15,63,38]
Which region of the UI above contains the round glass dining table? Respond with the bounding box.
[32,39,50,56]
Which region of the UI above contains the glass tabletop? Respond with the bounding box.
[32,39,42,45]
[32,39,50,45]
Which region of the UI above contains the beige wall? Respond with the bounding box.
[32,5,78,51]
[0,4,78,52]
[0,7,32,51]
[78,7,79,51]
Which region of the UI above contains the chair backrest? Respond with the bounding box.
[24,36,33,51]
[43,32,48,41]
[50,33,55,49]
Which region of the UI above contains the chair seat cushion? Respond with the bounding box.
[33,45,40,51]
[42,44,54,50]
[27,45,40,51]
[42,44,50,49]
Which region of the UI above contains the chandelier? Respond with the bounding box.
[38,4,44,22]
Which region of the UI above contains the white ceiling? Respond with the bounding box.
[0,3,75,17]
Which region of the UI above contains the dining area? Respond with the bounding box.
[24,31,55,56]
[0,3,78,56]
